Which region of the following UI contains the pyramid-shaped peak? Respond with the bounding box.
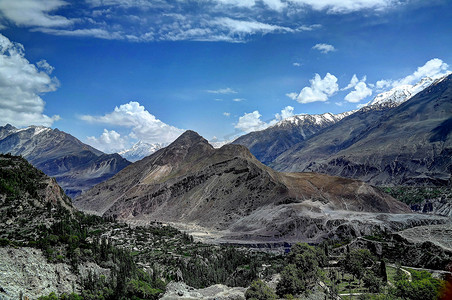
[170,130,211,148]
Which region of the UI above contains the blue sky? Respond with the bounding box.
[0,0,451,153]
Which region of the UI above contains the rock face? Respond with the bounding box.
[0,125,130,198]
[0,154,79,299]
[74,130,447,243]
[0,247,79,300]
[0,154,76,240]
[232,112,353,165]
[272,74,452,186]
[161,282,246,300]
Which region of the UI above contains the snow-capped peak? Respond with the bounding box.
[275,110,355,128]
[118,141,167,162]
[1,124,50,138]
[362,74,450,110]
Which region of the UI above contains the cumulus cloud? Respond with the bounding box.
[235,106,296,133]
[223,112,231,117]
[312,43,336,54]
[373,58,450,92]
[234,111,267,133]
[206,87,238,94]
[275,106,295,121]
[287,73,339,103]
[0,34,60,127]
[345,81,372,103]
[393,58,450,86]
[80,101,184,144]
[86,129,127,153]
[293,62,302,67]
[342,74,359,90]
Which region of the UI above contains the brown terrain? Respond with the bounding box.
[75,130,447,243]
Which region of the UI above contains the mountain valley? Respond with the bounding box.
[74,130,448,244]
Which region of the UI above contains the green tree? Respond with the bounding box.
[363,271,382,293]
[245,279,277,300]
[276,264,304,297]
[341,249,375,283]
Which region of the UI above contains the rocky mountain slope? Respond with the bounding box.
[232,111,353,164]
[272,74,452,186]
[75,130,447,243]
[0,124,130,198]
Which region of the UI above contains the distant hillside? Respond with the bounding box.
[232,111,353,165]
[272,74,452,187]
[0,124,131,198]
[75,130,447,243]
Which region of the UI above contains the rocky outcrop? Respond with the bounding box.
[161,282,246,300]
[0,247,79,300]
[0,125,130,198]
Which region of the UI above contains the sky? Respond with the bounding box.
[0,0,451,153]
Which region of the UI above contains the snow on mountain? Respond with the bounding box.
[119,140,167,162]
[210,140,231,148]
[362,74,450,111]
[274,111,355,129]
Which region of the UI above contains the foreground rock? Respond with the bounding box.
[75,131,447,243]
[161,282,246,300]
[0,247,78,300]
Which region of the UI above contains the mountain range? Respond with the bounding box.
[234,74,452,187]
[272,74,452,186]
[0,125,131,198]
[74,130,447,243]
[232,111,354,165]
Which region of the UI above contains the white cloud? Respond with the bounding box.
[235,110,268,133]
[275,106,294,121]
[87,129,127,153]
[293,62,302,67]
[288,73,339,103]
[373,58,451,93]
[34,28,125,40]
[80,101,184,144]
[223,112,231,117]
[344,81,372,103]
[0,0,398,42]
[375,79,392,91]
[393,58,450,86]
[233,98,245,102]
[210,17,293,36]
[36,59,55,74]
[235,106,296,133]
[312,43,336,54]
[0,0,72,28]
[288,0,398,13]
[0,34,60,127]
[342,74,359,90]
[206,87,238,94]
